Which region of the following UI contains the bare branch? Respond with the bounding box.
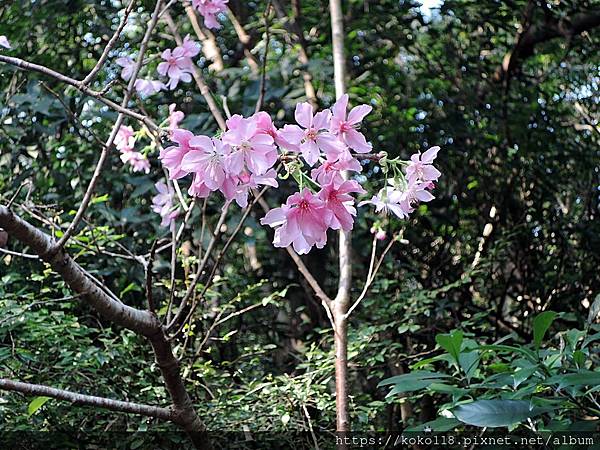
[0,378,174,421]
[0,55,157,131]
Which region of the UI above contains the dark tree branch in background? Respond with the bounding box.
[271,0,318,107]
[0,379,174,421]
[496,8,600,81]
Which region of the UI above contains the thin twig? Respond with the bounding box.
[82,0,137,86]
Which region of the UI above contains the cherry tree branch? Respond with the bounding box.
[0,379,174,421]
[226,7,260,73]
[0,55,157,131]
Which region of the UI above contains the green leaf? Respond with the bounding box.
[28,396,51,417]
[452,400,546,428]
[436,330,463,364]
[378,371,452,387]
[459,350,479,380]
[533,311,557,349]
[545,371,600,388]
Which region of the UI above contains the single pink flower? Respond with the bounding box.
[115,56,135,81]
[359,187,410,219]
[375,230,387,240]
[152,182,180,228]
[192,0,228,29]
[261,188,332,254]
[180,35,201,58]
[180,136,232,191]
[168,104,185,132]
[134,79,164,97]
[330,94,372,153]
[222,116,277,175]
[120,150,150,174]
[405,146,441,184]
[318,180,365,231]
[310,150,362,185]
[279,102,346,166]
[115,125,135,152]
[399,180,435,213]
[159,129,196,179]
[232,168,279,208]
[157,47,193,90]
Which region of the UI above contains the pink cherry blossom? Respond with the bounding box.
[188,175,211,198]
[310,151,362,185]
[157,47,193,90]
[398,180,435,213]
[222,116,277,175]
[232,168,279,208]
[120,150,150,174]
[330,94,373,153]
[134,79,164,97]
[405,146,441,184]
[192,0,228,29]
[0,36,12,49]
[168,104,185,132]
[180,136,232,191]
[159,129,196,179]
[115,125,135,152]
[318,180,365,231]
[115,56,135,81]
[359,187,410,219]
[180,35,201,58]
[152,182,180,228]
[279,102,346,166]
[261,188,332,254]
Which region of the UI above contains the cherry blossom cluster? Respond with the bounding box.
[154,93,441,254]
[115,125,151,173]
[116,36,201,97]
[359,146,440,219]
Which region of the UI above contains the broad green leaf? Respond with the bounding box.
[459,350,479,380]
[452,400,546,428]
[545,371,600,388]
[533,311,557,349]
[28,396,51,417]
[385,380,448,398]
[377,371,452,387]
[436,330,463,364]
